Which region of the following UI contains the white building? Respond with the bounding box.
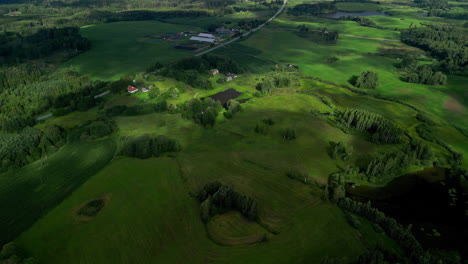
[190,36,215,43]
[198,33,215,39]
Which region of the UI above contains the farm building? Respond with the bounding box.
[211,69,219,75]
[141,88,149,93]
[190,36,215,43]
[216,28,231,34]
[198,33,215,39]
[127,85,138,93]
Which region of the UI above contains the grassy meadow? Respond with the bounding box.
[62,21,202,80]
[6,0,467,262]
[0,139,116,245]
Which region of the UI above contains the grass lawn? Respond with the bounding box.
[62,21,202,80]
[0,139,116,245]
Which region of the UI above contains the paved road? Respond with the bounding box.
[35,113,53,121]
[35,90,111,122]
[94,90,111,98]
[195,0,288,57]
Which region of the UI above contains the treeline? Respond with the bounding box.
[335,108,403,144]
[288,3,337,15]
[399,61,447,85]
[154,55,245,89]
[0,125,65,172]
[178,98,222,127]
[401,24,468,75]
[328,140,433,185]
[351,71,379,89]
[0,27,90,65]
[415,0,449,10]
[119,134,180,159]
[0,67,102,132]
[0,118,115,172]
[327,172,457,264]
[339,16,387,30]
[0,242,37,264]
[197,182,258,222]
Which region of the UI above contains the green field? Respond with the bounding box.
[17,153,396,264]
[0,139,116,245]
[4,0,468,262]
[62,21,202,80]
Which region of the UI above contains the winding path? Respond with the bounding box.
[195,0,288,57]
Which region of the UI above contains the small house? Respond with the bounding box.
[231,28,241,33]
[211,69,219,75]
[142,88,149,93]
[127,85,138,93]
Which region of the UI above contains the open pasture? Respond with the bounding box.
[17,145,396,264]
[0,139,116,245]
[62,21,202,80]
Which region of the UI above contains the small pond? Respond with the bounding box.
[347,167,467,259]
[318,11,388,19]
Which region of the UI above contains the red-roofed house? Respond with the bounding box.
[127,85,138,93]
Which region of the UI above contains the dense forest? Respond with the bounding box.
[401,24,468,75]
[0,67,101,132]
[0,27,90,64]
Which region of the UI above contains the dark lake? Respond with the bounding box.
[347,167,468,259]
[318,11,388,19]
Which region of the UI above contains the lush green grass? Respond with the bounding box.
[18,154,395,263]
[62,21,202,80]
[207,211,268,245]
[0,139,116,245]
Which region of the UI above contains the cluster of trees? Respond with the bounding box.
[0,242,37,264]
[0,67,101,132]
[362,140,433,180]
[328,141,353,160]
[352,71,379,89]
[339,16,385,30]
[254,118,275,135]
[335,108,403,144]
[224,100,242,119]
[67,119,115,142]
[197,182,258,222]
[415,0,449,10]
[288,3,336,15]
[281,128,297,140]
[399,58,447,85]
[295,26,339,44]
[256,73,300,94]
[401,24,468,75]
[329,140,433,185]
[119,134,180,159]
[156,55,245,89]
[0,27,90,64]
[179,98,222,127]
[0,125,65,172]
